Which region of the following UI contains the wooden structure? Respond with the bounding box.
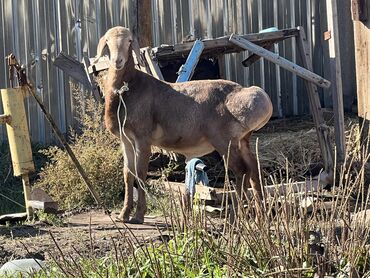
[167,170,332,206]
[148,27,336,175]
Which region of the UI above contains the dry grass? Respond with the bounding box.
[12,117,370,277]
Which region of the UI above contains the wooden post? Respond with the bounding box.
[326,0,346,161]
[138,0,153,47]
[131,0,153,47]
[352,0,370,171]
[297,27,334,175]
[1,87,35,219]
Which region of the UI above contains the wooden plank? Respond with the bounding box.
[164,171,332,203]
[353,21,370,121]
[242,42,274,67]
[143,48,164,80]
[54,52,92,88]
[152,28,300,61]
[176,40,204,82]
[88,57,110,73]
[82,56,103,103]
[0,212,27,224]
[29,200,58,213]
[353,2,370,156]
[326,0,346,161]
[297,27,334,174]
[229,34,331,89]
[213,179,329,203]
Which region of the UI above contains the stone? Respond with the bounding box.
[0,258,45,276]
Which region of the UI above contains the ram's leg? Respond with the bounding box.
[117,142,136,222]
[239,134,262,201]
[129,144,151,224]
[208,137,247,213]
[210,134,262,221]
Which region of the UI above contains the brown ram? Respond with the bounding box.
[94,26,273,224]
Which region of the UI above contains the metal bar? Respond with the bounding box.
[21,174,33,219]
[176,39,204,82]
[229,34,331,89]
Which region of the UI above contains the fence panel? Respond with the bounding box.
[0,0,347,143]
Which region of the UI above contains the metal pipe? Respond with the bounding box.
[21,174,34,219]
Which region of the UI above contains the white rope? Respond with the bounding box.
[115,85,151,198]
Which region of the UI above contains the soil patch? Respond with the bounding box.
[0,210,169,266]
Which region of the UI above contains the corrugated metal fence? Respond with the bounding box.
[0,0,343,143]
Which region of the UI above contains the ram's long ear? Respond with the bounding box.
[94,35,107,63]
[131,37,145,67]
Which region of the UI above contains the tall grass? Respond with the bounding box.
[11,124,369,278]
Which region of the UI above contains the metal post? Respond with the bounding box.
[21,174,33,219]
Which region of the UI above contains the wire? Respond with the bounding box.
[0,192,26,208]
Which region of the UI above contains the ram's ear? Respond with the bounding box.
[94,35,107,63]
[131,37,145,67]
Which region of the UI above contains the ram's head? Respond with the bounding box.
[94,26,144,70]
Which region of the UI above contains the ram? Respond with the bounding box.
[94,26,273,224]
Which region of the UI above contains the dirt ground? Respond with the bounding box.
[1,115,366,267]
[0,210,169,266]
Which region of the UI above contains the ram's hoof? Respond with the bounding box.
[115,216,130,223]
[128,217,144,224]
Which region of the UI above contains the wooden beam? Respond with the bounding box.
[326,0,346,161]
[0,212,27,224]
[297,27,334,174]
[28,200,58,214]
[229,34,331,89]
[242,42,274,67]
[153,28,300,61]
[143,48,164,80]
[82,56,103,103]
[213,178,330,203]
[54,52,91,88]
[164,171,332,203]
